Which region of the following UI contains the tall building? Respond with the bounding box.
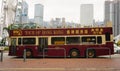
[80,4,93,27]
[105,0,120,36]
[14,0,28,24]
[104,0,113,24]
[113,0,120,37]
[34,4,44,27]
[0,0,17,26]
[0,0,17,38]
[21,1,28,24]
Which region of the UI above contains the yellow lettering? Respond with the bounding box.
[67,30,70,34]
[13,30,22,35]
[93,32,96,35]
[31,31,35,35]
[53,30,64,34]
[80,30,83,34]
[71,30,75,34]
[84,30,88,34]
[99,32,102,34]
[25,31,27,35]
[75,30,79,34]
[42,30,52,35]
[100,28,103,32]
[36,31,41,35]
[91,29,94,32]
[95,28,99,32]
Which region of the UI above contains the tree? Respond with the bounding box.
[117,40,120,46]
[3,24,13,34]
[3,23,37,34]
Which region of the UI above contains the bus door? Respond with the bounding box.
[38,38,48,52]
[10,38,17,55]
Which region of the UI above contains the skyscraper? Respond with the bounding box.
[80,4,93,27]
[104,0,112,24]
[34,4,44,27]
[105,0,120,36]
[0,0,17,39]
[113,0,120,36]
[21,1,28,24]
[14,0,28,24]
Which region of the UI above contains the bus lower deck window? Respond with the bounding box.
[66,37,80,44]
[82,37,96,44]
[97,36,102,44]
[23,38,36,45]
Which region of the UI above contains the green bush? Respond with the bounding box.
[117,40,120,46]
[4,47,9,51]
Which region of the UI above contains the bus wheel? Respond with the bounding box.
[86,49,96,58]
[26,49,33,58]
[70,49,79,58]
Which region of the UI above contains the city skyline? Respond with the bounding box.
[25,0,105,23]
[0,0,106,23]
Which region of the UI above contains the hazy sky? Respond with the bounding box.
[0,0,2,17]
[25,0,105,23]
[0,0,105,23]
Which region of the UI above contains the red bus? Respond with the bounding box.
[9,27,114,58]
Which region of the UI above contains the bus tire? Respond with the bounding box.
[70,49,80,58]
[26,49,33,58]
[86,49,96,58]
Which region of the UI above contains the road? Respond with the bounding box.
[0,52,120,71]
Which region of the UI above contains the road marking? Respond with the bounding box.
[0,68,119,71]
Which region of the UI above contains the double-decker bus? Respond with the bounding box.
[8,27,114,58]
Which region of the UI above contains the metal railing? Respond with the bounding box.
[86,48,111,58]
[43,48,66,58]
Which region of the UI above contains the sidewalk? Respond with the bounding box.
[0,53,120,71]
